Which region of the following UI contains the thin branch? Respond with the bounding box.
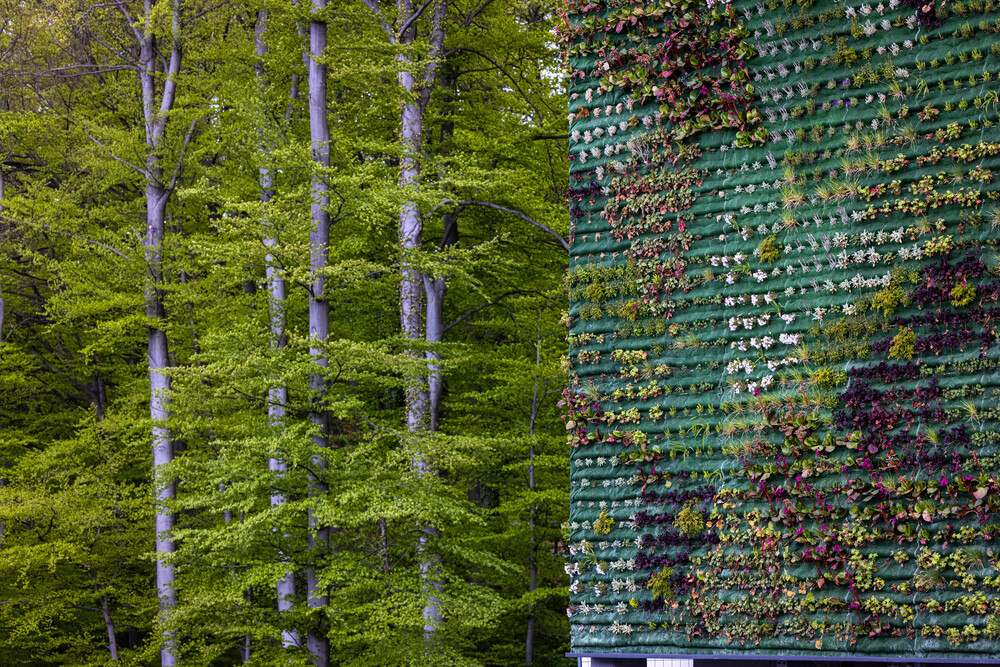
[83,31,140,67]
[353,409,404,439]
[111,0,142,41]
[82,129,148,177]
[441,199,568,251]
[398,0,437,36]
[443,46,542,121]
[462,0,498,26]
[167,117,199,192]
[2,215,129,259]
[444,289,537,332]
[12,65,134,78]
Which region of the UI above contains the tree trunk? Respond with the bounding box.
[136,0,183,661]
[395,0,448,641]
[307,0,330,663]
[99,594,119,660]
[256,6,300,650]
[424,276,445,431]
[145,183,176,667]
[525,440,537,666]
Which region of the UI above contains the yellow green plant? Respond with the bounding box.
[889,328,917,360]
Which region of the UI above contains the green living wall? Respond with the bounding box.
[562,0,1000,658]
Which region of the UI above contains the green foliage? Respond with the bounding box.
[871,285,906,317]
[951,283,977,307]
[756,235,783,265]
[672,504,704,536]
[646,568,677,600]
[889,328,918,361]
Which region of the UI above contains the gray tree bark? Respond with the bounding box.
[397,0,449,640]
[307,0,331,663]
[92,568,119,661]
[133,1,184,663]
[359,0,448,643]
[255,6,300,650]
[423,275,445,431]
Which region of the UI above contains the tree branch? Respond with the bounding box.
[442,199,568,251]
[360,0,397,41]
[444,289,538,332]
[167,117,199,192]
[444,46,542,121]
[462,0,498,26]
[2,215,129,259]
[82,129,148,178]
[398,0,437,37]
[112,0,142,42]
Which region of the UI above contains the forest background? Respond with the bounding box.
[0,0,571,665]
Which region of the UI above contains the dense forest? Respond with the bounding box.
[0,0,571,665]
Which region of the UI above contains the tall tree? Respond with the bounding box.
[307,0,332,662]
[256,2,299,650]
[131,2,186,660]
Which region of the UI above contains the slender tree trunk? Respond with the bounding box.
[525,439,537,665]
[99,593,119,660]
[424,276,445,431]
[91,564,119,662]
[256,6,300,650]
[145,183,176,666]
[306,0,330,662]
[395,0,448,641]
[136,0,183,661]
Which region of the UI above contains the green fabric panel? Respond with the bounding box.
[565,0,1000,659]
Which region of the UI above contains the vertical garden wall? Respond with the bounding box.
[562,0,1000,659]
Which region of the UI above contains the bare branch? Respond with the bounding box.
[444,46,542,121]
[444,289,538,332]
[398,0,436,37]
[167,117,199,192]
[440,199,568,251]
[461,0,498,26]
[82,129,148,178]
[11,65,134,78]
[81,31,140,67]
[111,0,142,41]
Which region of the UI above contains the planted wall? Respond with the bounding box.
[562,0,1000,658]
